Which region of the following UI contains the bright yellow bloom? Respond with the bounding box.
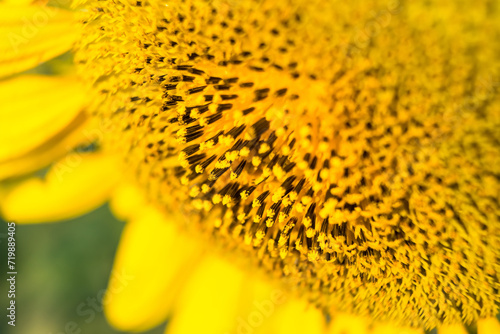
[1,0,499,334]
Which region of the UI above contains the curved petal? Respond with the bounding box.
[165,256,246,334]
[104,207,201,332]
[1,152,120,223]
[0,112,91,180]
[0,75,86,162]
[0,4,79,77]
[109,182,149,221]
[478,317,500,334]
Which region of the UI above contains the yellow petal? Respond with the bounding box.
[3,0,48,5]
[166,256,245,334]
[438,323,468,334]
[0,75,86,162]
[0,112,90,180]
[239,276,288,334]
[371,324,424,334]
[0,4,79,77]
[104,207,201,332]
[1,152,120,223]
[109,182,149,221]
[259,298,325,334]
[328,313,369,334]
[478,317,500,334]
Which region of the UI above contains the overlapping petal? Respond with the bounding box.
[0,4,79,77]
[165,256,246,334]
[0,115,90,180]
[104,205,201,332]
[1,152,120,223]
[0,75,86,164]
[109,182,149,221]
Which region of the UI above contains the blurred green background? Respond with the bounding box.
[0,205,166,334]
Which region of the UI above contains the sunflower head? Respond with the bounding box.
[70,0,500,330]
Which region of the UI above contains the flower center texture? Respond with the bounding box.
[74,0,500,329]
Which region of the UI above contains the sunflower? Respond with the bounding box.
[1,0,500,333]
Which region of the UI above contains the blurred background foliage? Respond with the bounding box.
[1,205,166,334]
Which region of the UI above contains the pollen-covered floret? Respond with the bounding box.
[74,0,500,329]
